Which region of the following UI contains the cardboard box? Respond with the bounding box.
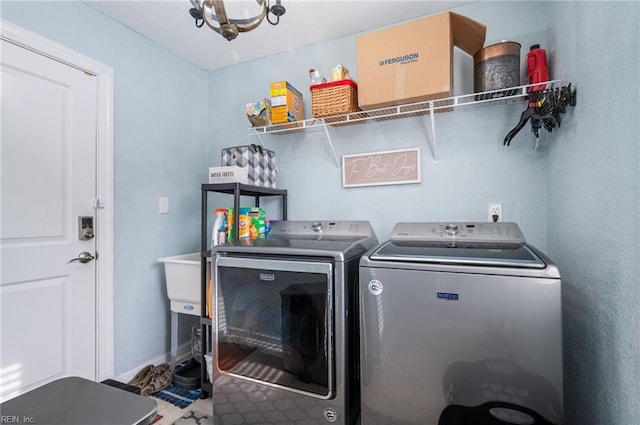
[208,166,249,184]
[270,81,304,124]
[356,12,486,110]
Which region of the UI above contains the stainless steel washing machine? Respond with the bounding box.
[211,221,377,425]
[359,222,562,425]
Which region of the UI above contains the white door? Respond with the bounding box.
[1,39,98,401]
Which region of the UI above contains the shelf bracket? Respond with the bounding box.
[253,130,266,148]
[321,120,340,168]
[426,101,438,162]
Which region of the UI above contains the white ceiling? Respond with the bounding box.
[85,0,471,71]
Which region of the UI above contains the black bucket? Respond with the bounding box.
[172,358,201,390]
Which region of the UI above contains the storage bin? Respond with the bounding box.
[221,144,277,188]
[158,253,211,316]
[310,80,360,124]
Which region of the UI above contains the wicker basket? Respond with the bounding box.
[310,80,360,121]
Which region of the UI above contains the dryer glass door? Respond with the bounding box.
[214,256,333,399]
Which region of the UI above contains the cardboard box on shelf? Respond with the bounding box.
[356,12,486,110]
[270,81,305,125]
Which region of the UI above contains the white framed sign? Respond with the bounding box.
[342,148,421,188]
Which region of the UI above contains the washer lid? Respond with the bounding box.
[369,240,546,268]
[372,222,545,268]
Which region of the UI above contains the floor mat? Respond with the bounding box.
[152,384,201,409]
[172,410,213,425]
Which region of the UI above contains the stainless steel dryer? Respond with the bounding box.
[359,222,562,425]
[211,221,377,425]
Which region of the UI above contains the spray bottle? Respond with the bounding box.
[527,44,549,91]
[212,208,227,249]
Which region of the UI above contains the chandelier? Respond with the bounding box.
[189,0,286,41]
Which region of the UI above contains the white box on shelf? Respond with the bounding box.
[208,166,249,184]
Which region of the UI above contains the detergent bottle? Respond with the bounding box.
[226,207,251,243]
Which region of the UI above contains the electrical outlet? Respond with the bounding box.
[488,203,502,222]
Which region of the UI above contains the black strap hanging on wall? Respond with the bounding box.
[504,84,577,146]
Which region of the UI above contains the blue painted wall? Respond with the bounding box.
[546,2,640,423]
[3,1,639,423]
[1,2,208,372]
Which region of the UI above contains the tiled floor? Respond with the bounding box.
[149,394,212,425]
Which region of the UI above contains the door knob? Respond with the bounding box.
[69,252,95,264]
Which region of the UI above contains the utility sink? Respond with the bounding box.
[158,253,211,316]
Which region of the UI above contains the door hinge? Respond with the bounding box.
[94,198,105,209]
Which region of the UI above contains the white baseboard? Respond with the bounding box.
[112,343,193,384]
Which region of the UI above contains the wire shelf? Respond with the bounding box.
[248,80,565,164]
[250,80,563,133]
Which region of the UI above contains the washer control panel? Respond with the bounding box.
[270,220,375,238]
[390,222,526,243]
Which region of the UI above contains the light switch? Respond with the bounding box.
[159,197,169,214]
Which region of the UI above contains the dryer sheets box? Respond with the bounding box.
[208,166,249,184]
